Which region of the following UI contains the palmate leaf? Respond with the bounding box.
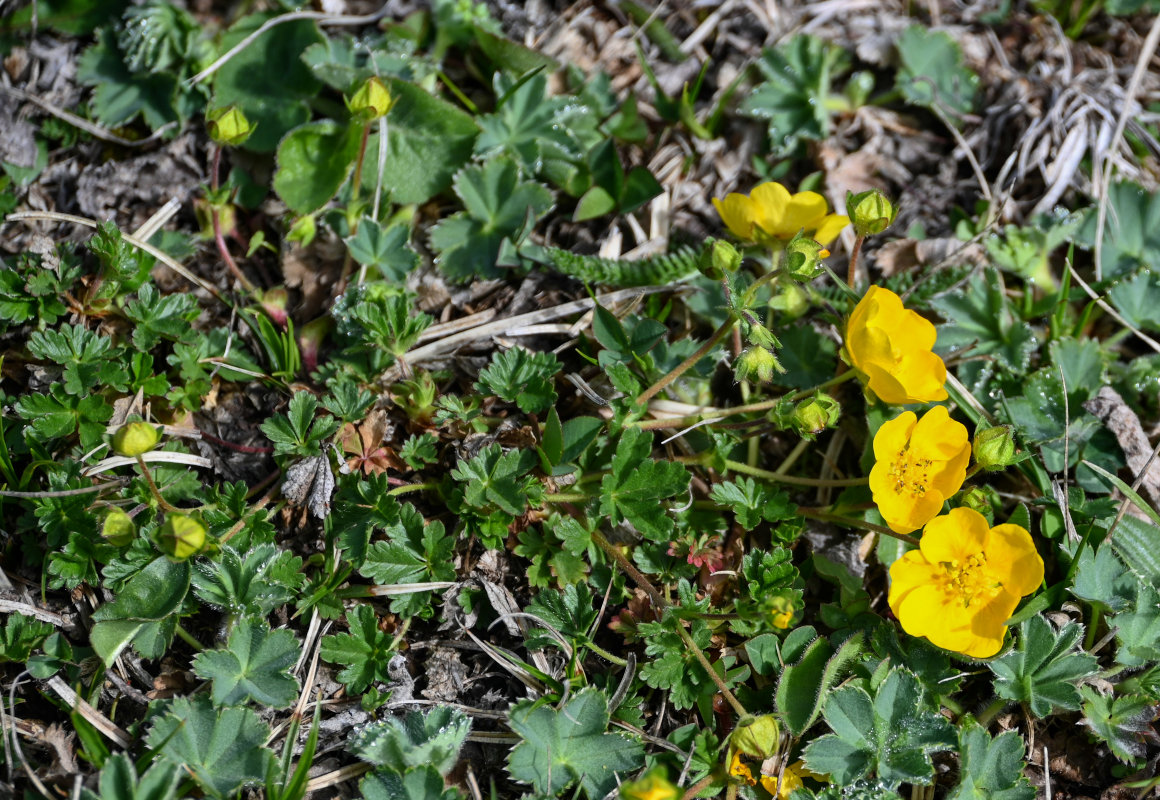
[358,503,455,618]
[80,753,180,800]
[931,268,1036,374]
[507,688,643,798]
[1080,687,1155,763]
[345,219,420,282]
[319,604,395,693]
[1077,181,1160,280]
[987,615,1098,717]
[474,346,561,414]
[599,427,690,541]
[947,718,1035,800]
[895,25,978,119]
[474,71,582,174]
[191,620,300,708]
[77,27,181,129]
[801,668,954,788]
[350,707,470,774]
[145,695,275,799]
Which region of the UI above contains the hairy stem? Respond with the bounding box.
[210,146,256,293]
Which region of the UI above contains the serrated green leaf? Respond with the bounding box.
[777,633,863,736]
[1071,543,1135,612]
[27,323,127,395]
[124,284,201,350]
[90,557,191,667]
[895,25,978,118]
[345,220,420,282]
[351,706,471,774]
[988,615,1098,716]
[525,582,598,650]
[358,504,454,617]
[710,477,796,530]
[0,613,54,663]
[80,752,180,800]
[1077,180,1160,280]
[932,268,1037,373]
[450,443,540,517]
[192,621,300,708]
[191,544,303,619]
[474,347,561,414]
[146,695,275,798]
[802,668,954,788]
[319,604,395,693]
[77,28,181,129]
[947,718,1034,800]
[1080,687,1154,763]
[1111,583,1160,666]
[507,688,643,798]
[599,427,690,541]
[474,71,581,174]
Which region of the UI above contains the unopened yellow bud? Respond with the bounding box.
[846,189,897,238]
[619,768,679,800]
[112,421,162,457]
[698,238,742,280]
[207,105,257,147]
[973,425,1018,471]
[730,715,781,761]
[347,77,395,121]
[792,393,840,438]
[158,514,207,561]
[101,509,135,547]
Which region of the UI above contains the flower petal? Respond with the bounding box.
[909,406,968,461]
[921,508,988,564]
[779,191,829,234]
[984,524,1044,596]
[812,213,850,245]
[750,182,792,235]
[872,411,916,461]
[713,194,756,240]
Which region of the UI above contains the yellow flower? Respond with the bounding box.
[844,285,948,405]
[889,507,1044,658]
[620,768,679,800]
[870,406,970,534]
[759,761,824,799]
[712,182,849,245]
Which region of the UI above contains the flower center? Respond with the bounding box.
[940,553,994,607]
[889,447,933,498]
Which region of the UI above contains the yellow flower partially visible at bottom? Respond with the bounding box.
[870,405,970,534]
[889,507,1044,658]
[730,754,824,799]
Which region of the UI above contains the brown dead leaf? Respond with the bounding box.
[1084,386,1160,508]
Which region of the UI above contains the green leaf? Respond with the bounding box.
[1071,543,1135,612]
[932,268,1037,374]
[1111,583,1160,666]
[802,668,954,788]
[350,707,471,774]
[0,613,54,663]
[211,13,324,152]
[0,0,131,37]
[27,323,128,395]
[895,25,978,118]
[947,718,1035,800]
[599,427,690,540]
[710,477,796,530]
[90,557,191,667]
[124,283,202,350]
[192,620,300,708]
[474,71,581,175]
[1109,270,1160,332]
[16,385,113,444]
[1077,180,1160,279]
[450,443,540,517]
[1003,369,1106,473]
[360,765,465,800]
[260,392,341,457]
[429,157,553,281]
[740,34,848,153]
[1111,514,1160,583]
[319,604,395,693]
[345,220,420,282]
[80,752,180,800]
[988,615,1098,717]
[776,632,864,737]
[273,120,362,214]
[359,504,455,617]
[146,695,276,798]
[1080,687,1153,763]
[524,582,598,651]
[190,543,303,618]
[77,28,180,129]
[507,688,643,798]
[361,79,479,205]
[474,347,561,414]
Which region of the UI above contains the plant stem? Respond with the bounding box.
[1085,604,1103,650]
[542,491,589,504]
[974,696,1007,727]
[635,315,737,407]
[135,455,179,513]
[339,122,373,289]
[797,506,920,546]
[583,639,629,667]
[940,694,964,717]
[175,624,203,652]
[680,774,716,800]
[710,457,869,488]
[210,145,256,293]
[386,481,438,497]
[591,530,748,718]
[630,370,858,430]
[846,234,864,288]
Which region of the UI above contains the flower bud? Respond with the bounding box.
[960,486,992,517]
[792,393,840,438]
[158,514,207,561]
[287,214,316,247]
[846,189,897,238]
[259,287,289,328]
[769,281,810,319]
[698,237,742,280]
[767,594,796,630]
[784,232,829,282]
[619,768,679,800]
[101,508,135,547]
[298,316,332,375]
[972,425,1018,471]
[112,421,162,457]
[206,105,257,147]
[346,76,394,121]
[735,347,781,384]
[730,714,781,761]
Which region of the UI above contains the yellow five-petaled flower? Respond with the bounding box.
[713,182,849,246]
[870,405,970,534]
[844,285,948,406]
[888,507,1044,658]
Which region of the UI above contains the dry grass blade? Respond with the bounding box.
[45,676,130,749]
[81,452,213,477]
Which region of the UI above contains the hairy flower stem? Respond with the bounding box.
[591,530,749,718]
[135,455,179,513]
[685,456,867,488]
[797,506,920,547]
[680,774,716,800]
[974,696,1008,727]
[846,234,865,288]
[338,122,373,290]
[386,481,439,497]
[583,639,628,667]
[635,315,737,407]
[210,146,257,293]
[175,623,204,651]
